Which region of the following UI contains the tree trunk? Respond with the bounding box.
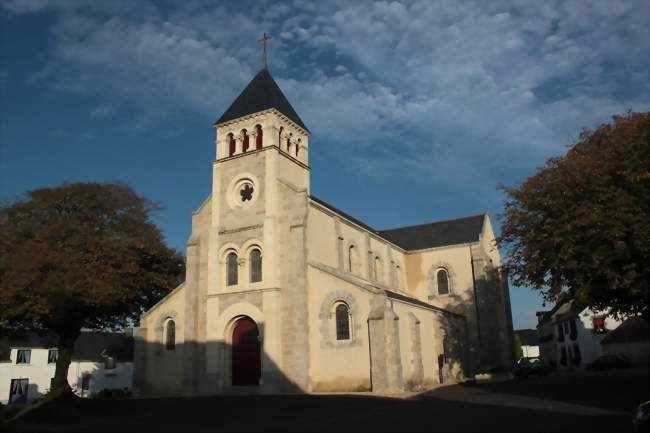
[52,330,80,392]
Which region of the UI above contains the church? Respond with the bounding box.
[134,54,514,395]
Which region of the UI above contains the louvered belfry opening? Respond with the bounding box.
[255,125,263,149]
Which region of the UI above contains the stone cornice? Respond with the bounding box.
[214,107,310,137]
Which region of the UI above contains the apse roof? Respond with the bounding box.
[215,68,309,132]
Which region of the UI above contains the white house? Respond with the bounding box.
[536,300,622,370]
[0,331,134,404]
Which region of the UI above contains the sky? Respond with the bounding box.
[1,0,649,330]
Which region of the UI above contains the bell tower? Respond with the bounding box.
[213,67,310,167]
[205,40,312,391]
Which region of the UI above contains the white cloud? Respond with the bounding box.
[6,0,649,178]
[89,103,116,119]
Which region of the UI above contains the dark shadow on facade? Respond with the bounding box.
[433,266,514,376]
[134,338,304,397]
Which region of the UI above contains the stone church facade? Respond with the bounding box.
[134,66,514,396]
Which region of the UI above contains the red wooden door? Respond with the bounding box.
[232,317,261,386]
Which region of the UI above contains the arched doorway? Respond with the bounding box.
[232,317,261,386]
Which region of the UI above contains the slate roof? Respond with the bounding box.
[600,317,650,345]
[0,338,11,362]
[72,331,134,362]
[514,329,539,346]
[215,68,309,132]
[378,214,485,251]
[0,331,133,362]
[310,195,486,251]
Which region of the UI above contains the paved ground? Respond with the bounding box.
[3,368,648,432]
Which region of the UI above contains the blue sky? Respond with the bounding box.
[1,0,649,330]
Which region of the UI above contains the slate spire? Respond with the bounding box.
[214,69,309,132]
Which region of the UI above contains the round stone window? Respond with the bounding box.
[227,175,259,209]
[238,181,254,203]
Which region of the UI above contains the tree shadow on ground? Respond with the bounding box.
[2,379,640,433]
[458,367,649,412]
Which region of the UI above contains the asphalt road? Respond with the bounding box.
[4,368,648,432]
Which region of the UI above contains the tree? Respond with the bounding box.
[498,110,649,319]
[0,182,185,393]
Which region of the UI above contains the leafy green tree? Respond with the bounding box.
[498,110,649,319]
[0,183,185,393]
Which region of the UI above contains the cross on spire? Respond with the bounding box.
[258,32,272,69]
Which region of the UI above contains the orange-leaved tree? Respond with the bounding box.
[0,182,185,393]
[498,110,649,318]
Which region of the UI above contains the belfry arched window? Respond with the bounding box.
[228,133,236,156]
[296,138,301,157]
[227,252,238,286]
[437,269,449,295]
[165,320,176,351]
[335,303,350,340]
[242,129,249,153]
[255,125,263,149]
[250,249,262,283]
[278,127,283,149]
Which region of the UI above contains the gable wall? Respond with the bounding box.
[138,283,186,395]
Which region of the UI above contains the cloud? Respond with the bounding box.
[89,103,116,119]
[5,0,649,179]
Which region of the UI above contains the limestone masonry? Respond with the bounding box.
[135,65,514,395]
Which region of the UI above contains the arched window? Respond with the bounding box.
[255,125,263,149]
[228,133,236,156]
[227,252,238,286]
[335,303,350,340]
[296,138,301,156]
[242,129,249,153]
[287,137,291,153]
[278,127,283,148]
[250,249,262,283]
[437,269,449,295]
[165,320,176,351]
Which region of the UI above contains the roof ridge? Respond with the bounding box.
[309,195,378,234]
[379,213,485,232]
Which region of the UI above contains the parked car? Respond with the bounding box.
[586,354,631,371]
[515,357,547,378]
